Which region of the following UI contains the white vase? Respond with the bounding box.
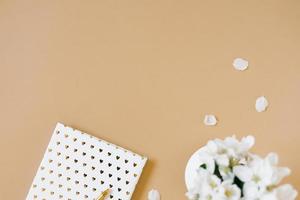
[184,147,205,190]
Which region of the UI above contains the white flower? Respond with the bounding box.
[204,135,255,167]
[242,184,298,200]
[265,153,291,185]
[148,189,160,200]
[196,135,255,183]
[185,136,298,200]
[223,135,255,156]
[242,181,261,199]
[233,153,291,189]
[222,181,241,200]
[219,165,235,183]
[233,155,274,188]
[186,168,222,200]
[196,152,215,174]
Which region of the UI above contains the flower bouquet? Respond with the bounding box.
[185,136,298,200]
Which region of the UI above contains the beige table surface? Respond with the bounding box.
[1,0,300,199]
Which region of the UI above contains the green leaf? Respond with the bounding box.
[199,164,207,169]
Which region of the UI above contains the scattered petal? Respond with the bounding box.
[233,58,249,71]
[204,114,218,126]
[255,96,269,112]
[148,189,160,200]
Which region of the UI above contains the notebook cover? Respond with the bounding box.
[26,123,147,200]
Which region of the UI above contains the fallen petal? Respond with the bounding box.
[204,114,217,126]
[255,96,269,112]
[148,189,160,200]
[233,58,249,71]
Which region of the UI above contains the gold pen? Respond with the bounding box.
[97,189,110,200]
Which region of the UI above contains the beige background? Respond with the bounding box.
[1,0,300,199]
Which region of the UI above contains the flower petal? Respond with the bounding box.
[266,152,278,165]
[148,189,160,200]
[241,135,255,151]
[204,114,218,126]
[233,166,253,182]
[276,184,298,200]
[255,96,269,112]
[233,58,249,71]
[243,181,259,198]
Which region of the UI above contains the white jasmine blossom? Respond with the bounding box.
[186,168,222,200]
[203,135,255,166]
[186,135,297,200]
[222,181,241,200]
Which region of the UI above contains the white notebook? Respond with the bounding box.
[26,123,147,200]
